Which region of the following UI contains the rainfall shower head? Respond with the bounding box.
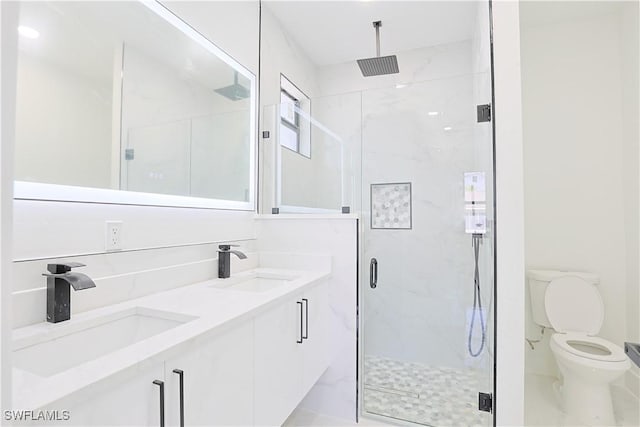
[214,71,250,101]
[357,21,399,77]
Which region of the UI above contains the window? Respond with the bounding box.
[280,75,310,157]
[280,90,300,152]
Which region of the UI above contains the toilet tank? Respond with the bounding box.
[527,270,600,328]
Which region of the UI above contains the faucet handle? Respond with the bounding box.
[46,262,86,274]
[218,244,240,251]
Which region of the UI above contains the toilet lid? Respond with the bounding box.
[545,276,604,335]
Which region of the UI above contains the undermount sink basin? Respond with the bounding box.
[211,271,299,293]
[13,307,196,378]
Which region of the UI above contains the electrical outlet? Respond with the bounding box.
[105,221,123,251]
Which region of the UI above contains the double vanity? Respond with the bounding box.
[12,267,330,426]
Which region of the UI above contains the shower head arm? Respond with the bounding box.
[373,21,382,57]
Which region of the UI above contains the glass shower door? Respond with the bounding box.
[360,33,495,427]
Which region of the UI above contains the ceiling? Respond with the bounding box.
[264,1,478,67]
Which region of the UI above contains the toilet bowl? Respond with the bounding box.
[527,271,630,426]
[550,333,629,425]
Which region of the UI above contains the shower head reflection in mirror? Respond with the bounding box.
[13,0,256,210]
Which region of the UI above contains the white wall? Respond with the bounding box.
[520,5,631,381]
[255,216,359,422]
[260,4,342,212]
[620,0,640,399]
[260,5,318,107]
[1,0,20,411]
[14,53,113,189]
[492,1,526,425]
[260,4,364,213]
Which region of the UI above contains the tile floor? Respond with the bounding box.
[524,373,640,427]
[362,355,491,427]
[283,408,392,427]
[287,367,640,426]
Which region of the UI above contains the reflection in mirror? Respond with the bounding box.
[14,1,255,208]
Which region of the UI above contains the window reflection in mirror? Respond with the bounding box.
[14,1,255,206]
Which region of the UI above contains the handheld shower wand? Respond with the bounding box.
[468,233,486,357]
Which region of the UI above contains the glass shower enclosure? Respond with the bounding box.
[358,5,496,422]
[360,69,495,427]
[259,1,495,425]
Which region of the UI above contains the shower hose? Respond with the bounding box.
[468,233,486,357]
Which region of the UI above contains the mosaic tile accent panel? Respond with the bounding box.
[371,183,412,229]
[363,355,491,427]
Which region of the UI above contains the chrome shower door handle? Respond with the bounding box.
[370,258,378,288]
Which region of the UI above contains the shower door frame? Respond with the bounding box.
[356,1,498,425]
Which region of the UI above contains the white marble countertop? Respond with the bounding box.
[12,268,330,410]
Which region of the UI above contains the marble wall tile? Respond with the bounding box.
[12,242,257,328]
[359,72,494,376]
[256,217,359,422]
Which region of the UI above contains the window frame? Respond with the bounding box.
[279,74,311,159]
[280,89,301,153]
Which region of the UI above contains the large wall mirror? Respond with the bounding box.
[14,1,256,210]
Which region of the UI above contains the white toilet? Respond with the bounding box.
[527,270,630,426]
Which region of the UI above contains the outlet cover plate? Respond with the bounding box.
[105,221,123,251]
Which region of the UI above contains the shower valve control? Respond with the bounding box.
[464,172,487,234]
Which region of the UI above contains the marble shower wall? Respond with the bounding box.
[309,3,495,373]
[255,216,359,422]
[360,74,487,370]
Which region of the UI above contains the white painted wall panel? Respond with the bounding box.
[256,216,358,422]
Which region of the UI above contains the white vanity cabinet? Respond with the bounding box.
[300,281,330,396]
[254,280,330,426]
[47,362,165,426]
[48,321,254,427]
[163,321,254,427]
[253,293,304,425]
[30,277,329,427]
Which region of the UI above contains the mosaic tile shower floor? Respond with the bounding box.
[363,355,491,426]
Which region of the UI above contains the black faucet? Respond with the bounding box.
[43,262,96,323]
[217,245,247,279]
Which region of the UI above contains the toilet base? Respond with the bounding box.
[561,375,615,426]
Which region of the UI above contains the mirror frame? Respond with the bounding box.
[13,0,257,211]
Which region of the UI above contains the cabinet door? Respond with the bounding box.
[254,294,304,426]
[301,280,330,395]
[48,362,166,426]
[164,321,254,427]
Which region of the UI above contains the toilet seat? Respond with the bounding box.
[551,333,627,362]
